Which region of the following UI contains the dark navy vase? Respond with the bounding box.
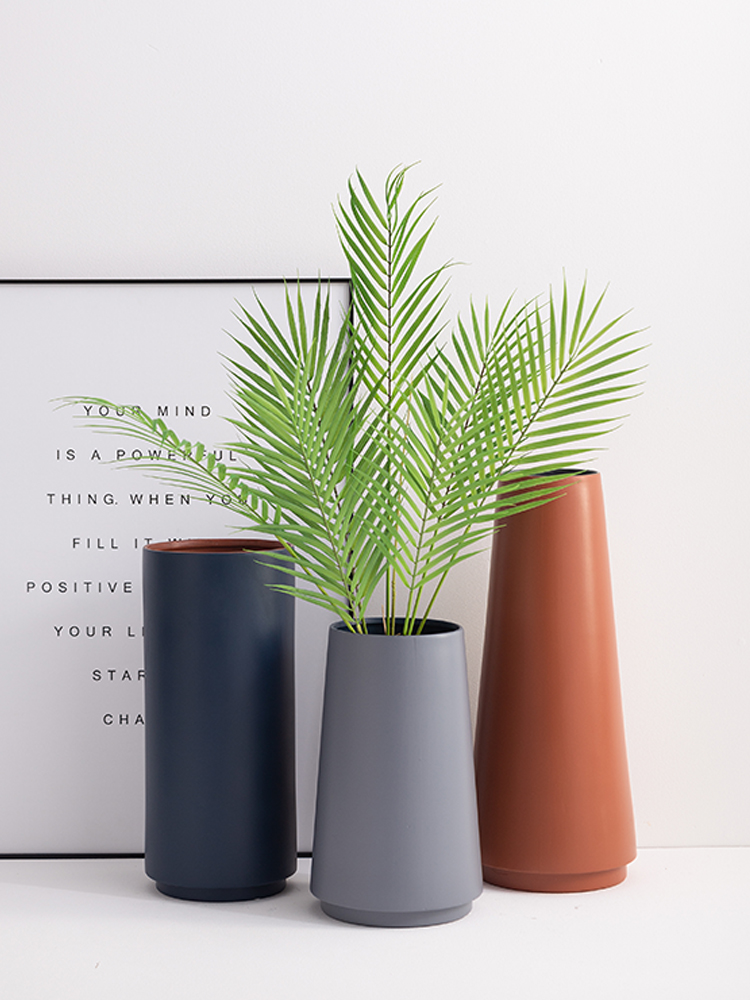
[142,539,296,901]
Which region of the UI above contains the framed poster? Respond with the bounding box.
[0,278,348,855]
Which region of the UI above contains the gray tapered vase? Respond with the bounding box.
[310,619,482,927]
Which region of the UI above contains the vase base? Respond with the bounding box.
[155,879,286,901]
[320,901,472,927]
[483,864,628,893]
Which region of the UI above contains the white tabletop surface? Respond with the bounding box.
[0,848,747,999]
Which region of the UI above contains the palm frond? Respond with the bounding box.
[61,168,645,635]
[387,275,645,631]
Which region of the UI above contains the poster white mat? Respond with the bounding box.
[0,279,347,854]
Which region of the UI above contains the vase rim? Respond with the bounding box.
[332,618,461,637]
[541,468,597,476]
[144,538,284,554]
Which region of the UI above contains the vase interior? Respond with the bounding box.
[145,538,283,554]
[332,618,460,637]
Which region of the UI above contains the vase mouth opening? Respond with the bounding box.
[540,468,597,477]
[333,618,461,637]
[144,538,284,554]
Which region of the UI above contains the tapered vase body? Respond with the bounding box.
[310,620,482,926]
[475,472,636,892]
[143,539,296,901]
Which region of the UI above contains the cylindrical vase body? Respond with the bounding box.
[310,619,482,926]
[475,472,636,892]
[143,539,296,900]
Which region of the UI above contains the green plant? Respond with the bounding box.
[60,166,644,634]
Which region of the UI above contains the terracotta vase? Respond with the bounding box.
[474,471,636,892]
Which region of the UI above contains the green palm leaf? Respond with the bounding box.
[60,167,645,635]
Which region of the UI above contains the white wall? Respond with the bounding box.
[2,0,748,848]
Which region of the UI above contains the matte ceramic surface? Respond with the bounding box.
[310,620,482,926]
[475,472,636,892]
[143,539,296,901]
